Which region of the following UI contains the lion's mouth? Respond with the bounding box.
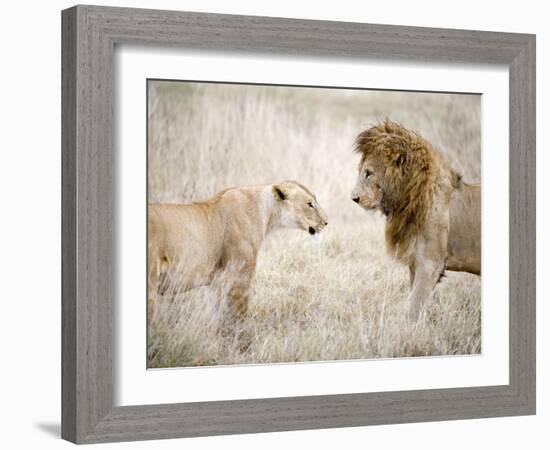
[357,197,382,212]
[357,201,376,211]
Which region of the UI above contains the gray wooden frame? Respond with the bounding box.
[61,4,536,444]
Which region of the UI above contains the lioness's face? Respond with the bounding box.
[351,158,383,211]
[273,182,328,237]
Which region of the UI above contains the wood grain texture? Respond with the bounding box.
[508,36,536,409]
[61,7,77,443]
[61,4,536,444]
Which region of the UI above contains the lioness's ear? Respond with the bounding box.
[273,185,287,201]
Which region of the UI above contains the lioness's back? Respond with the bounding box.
[149,203,218,242]
[148,202,225,284]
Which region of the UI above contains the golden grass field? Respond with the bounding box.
[147,81,481,368]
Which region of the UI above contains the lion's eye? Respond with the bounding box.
[365,169,373,179]
[307,201,315,208]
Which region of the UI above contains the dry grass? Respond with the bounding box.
[147,81,481,368]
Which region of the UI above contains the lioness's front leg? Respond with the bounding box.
[221,239,258,322]
[148,256,160,323]
[227,263,256,321]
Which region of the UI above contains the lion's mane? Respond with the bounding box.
[355,120,461,262]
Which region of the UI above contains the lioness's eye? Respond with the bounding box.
[307,201,314,208]
[365,169,373,179]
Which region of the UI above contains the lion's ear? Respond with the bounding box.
[273,185,287,201]
[386,136,409,167]
[394,151,407,167]
[386,150,407,167]
[451,170,463,189]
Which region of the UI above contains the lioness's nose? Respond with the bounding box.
[352,197,360,203]
[324,221,328,226]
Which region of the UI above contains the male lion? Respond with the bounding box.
[351,120,480,321]
[148,180,328,323]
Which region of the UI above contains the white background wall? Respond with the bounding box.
[0,1,546,448]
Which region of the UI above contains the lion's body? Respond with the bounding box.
[148,182,327,322]
[447,183,481,274]
[352,120,481,320]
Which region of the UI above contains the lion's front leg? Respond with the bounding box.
[408,265,416,289]
[406,232,448,322]
[406,222,449,322]
[407,260,445,322]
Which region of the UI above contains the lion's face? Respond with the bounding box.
[273,181,328,238]
[351,157,384,211]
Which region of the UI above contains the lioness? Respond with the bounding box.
[148,181,328,323]
[351,120,480,321]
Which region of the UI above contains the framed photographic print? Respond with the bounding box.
[145,81,482,370]
[62,5,536,444]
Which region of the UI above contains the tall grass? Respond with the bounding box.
[147,81,481,368]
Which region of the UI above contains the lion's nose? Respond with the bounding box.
[324,221,328,226]
[352,197,360,203]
